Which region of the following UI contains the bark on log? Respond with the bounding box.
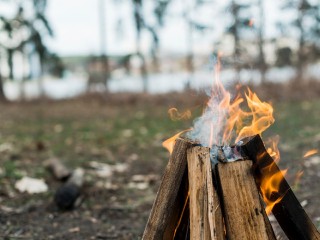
[216,160,276,240]
[44,157,71,181]
[142,138,192,240]
[239,135,320,240]
[187,146,225,240]
[54,168,84,210]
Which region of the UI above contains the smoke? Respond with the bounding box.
[187,81,235,147]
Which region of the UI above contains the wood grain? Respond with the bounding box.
[187,146,224,240]
[239,135,320,240]
[142,138,192,240]
[216,160,276,240]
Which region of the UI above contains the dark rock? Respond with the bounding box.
[54,183,80,210]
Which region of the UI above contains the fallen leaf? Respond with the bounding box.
[128,182,149,190]
[0,143,13,153]
[300,200,308,207]
[15,177,48,194]
[68,227,80,233]
[89,161,128,178]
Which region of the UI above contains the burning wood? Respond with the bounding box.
[239,135,320,240]
[216,160,276,240]
[44,157,71,181]
[142,138,192,239]
[143,139,320,239]
[187,146,224,240]
[144,57,319,239]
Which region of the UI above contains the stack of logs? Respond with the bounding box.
[142,135,320,240]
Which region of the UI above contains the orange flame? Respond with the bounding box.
[303,149,318,158]
[206,85,274,145]
[260,166,288,215]
[265,136,280,164]
[162,129,191,154]
[235,89,274,143]
[164,54,282,215]
[199,55,274,146]
[168,108,192,121]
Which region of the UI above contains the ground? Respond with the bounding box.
[0,88,319,239]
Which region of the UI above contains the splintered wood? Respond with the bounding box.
[142,138,191,240]
[216,161,276,240]
[187,147,224,240]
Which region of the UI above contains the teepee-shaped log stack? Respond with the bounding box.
[142,136,320,240]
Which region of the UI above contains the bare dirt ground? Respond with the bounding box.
[0,85,319,239]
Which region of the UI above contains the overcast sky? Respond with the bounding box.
[2,0,284,57]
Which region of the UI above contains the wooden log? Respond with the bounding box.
[187,146,225,240]
[170,170,190,240]
[210,172,225,240]
[44,157,71,181]
[173,191,190,240]
[239,135,320,240]
[142,138,192,240]
[54,168,84,210]
[258,194,278,239]
[216,160,276,240]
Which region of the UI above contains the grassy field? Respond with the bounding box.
[0,91,319,239]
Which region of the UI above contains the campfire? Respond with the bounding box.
[142,58,320,239]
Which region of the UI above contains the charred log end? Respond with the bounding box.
[239,134,320,240]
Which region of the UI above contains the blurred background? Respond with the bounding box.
[0,0,320,100]
[0,0,319,239]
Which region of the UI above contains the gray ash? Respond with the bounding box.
[209,144,244,165]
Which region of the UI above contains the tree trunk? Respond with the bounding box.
[38,63,45,98]
[231,0,241,80]
[99,0,110,91]
[258,0,267,83]
[0,71,6,101]
[133,0,148,93]
[151,43,160,72]
[296,1,305,82]
[139,53,148,93]
[185,0,193,90]
[8,48,14,80]
[136,30,148,92]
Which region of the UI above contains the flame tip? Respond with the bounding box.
[303,149,318,158]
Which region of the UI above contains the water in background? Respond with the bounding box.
[3,66,319,100]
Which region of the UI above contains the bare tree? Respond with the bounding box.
[148,0,171,71]
[0,62,5,101]
[257,0,267,82]
[281,0,319,81]
[0,0,54,100]
[99,0,110,91]
[224,0,252,78]
[132,0,148,92]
